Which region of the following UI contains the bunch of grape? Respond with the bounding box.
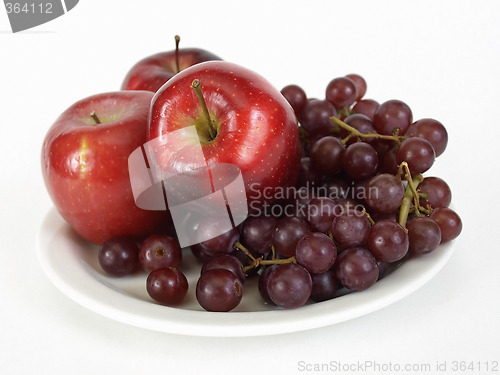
[97,73,462,312]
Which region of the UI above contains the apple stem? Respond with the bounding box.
[90,111,101,125]
[191,79,217,140]
[175,35,181,73]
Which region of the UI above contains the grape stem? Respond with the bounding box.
[233,241,296,274]
[398,163,424,229]
[362,208,376,225]
[330,116,405,145]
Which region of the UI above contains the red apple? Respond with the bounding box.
[121,35,222,92]
[41,91,168,245]
[148,61,302,212]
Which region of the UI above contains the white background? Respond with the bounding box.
[1,0,499,374]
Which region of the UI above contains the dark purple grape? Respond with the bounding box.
[321,176,350,200]
[310,268,339,302]
[241,215,278,255]
[377,255,406,280]
[305,197,341,233]
[309,136,345,176]
[139,234,182,272]
[201,254,245,283]
[290,186,315,212]
[431,207,462,242]
[267,263,312,309]
[296,232,337,274]
[331,210,371,248]
[373,99,413,135]
[351,99,379,121]
[407,217,442,255]
[380,148,399,175]
[342,142,379,180]
[406,118,448,157]
[196,269,243,312]
[370,210,399,222]
[418,176,452,209]
[190,244,214,263]
[281,84,307,118]
[364,173,405,213]
[191,216,240,257]
[337,198,365,213]
[300,99,337,137]
[342,114,377,145]
[296,157,324,188]
[335,247,379,291]
[146,268,188,306]
[345,73,367,101]
[396,137,436,174]
[367,220,409,262]
[273,217,310,257]
[325,77,358,109]
[98,237,139,277]
[258,266,277,304]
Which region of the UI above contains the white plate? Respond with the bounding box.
[37,208,456,337]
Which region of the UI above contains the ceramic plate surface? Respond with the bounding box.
[37,208,456,337]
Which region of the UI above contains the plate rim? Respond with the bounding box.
[37,208,456,337]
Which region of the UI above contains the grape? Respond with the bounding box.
[364,173,405,213]
[373,99,413,135]
[267,263,312,309]
[321,176,350,200]
[337,198,365,213]
[296,157,324,188]
[258,265,278,304]
[296,232,337,274]
[335,247,379,291]
[380,148,399,175]
[196,269,243,312]
[241,215,278,255]
[345,73,367,101]
[310,268,339,302]
[351,99,379,121]
[98,237,139,277]
[201,254,245,283]
[273,217,310,257]
[418,176,452,208]
[396,137,435,174]
[191,216,240,257]
[305,197,341,233]
[406,118,448,157]
[281,84,307,118]
[342,114,377,145]
[372,138,394,157]
[331,209,371,248]
[430,207,463,242]
[139,234,182,272]
[190,244,215,263]
[325,77,358,109]
[342,142,379,180]
[300,99,337,137]
[367,220,409,262]
[146,268,188,306]
[290,186,315,213]
[407,217,442,255]
[370,210,399,223]
[377,256,406,280]
[309,136,345,176]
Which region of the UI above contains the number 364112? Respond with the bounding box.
[5,2,53,14]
